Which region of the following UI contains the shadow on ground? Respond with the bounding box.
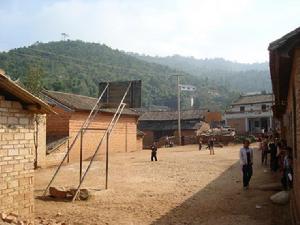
[151,154,291,225]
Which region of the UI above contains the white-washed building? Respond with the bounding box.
[224,93,274,134]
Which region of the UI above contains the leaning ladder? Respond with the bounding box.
[43,82,132,201]
[71,82,132,201]
[43,83,109,197]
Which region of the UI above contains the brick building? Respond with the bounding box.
[224,93,274,134]
[41,90,141,163]
[138,109,209,147]
[0,71,52,221]
[269,27,300,224]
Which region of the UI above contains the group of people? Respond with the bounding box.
[239,135,293,191]
[151,136,216,162]
[259,136,293,190]
[153,134,294,192]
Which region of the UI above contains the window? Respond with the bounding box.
[240,106,245,112]
[261,104,266,111]
[254,121,259,127]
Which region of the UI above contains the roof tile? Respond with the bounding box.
[42,90,139,116]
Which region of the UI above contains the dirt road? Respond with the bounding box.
[34,144,291,225]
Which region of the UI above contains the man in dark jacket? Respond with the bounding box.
[240,139,253,190]
[151,142,158,161]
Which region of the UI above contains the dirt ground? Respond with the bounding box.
[34,144,291,225]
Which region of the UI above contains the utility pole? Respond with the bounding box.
[61,33,69,41]
[172,74,183,146]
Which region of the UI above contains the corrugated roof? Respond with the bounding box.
[42,90,139,116]
[139,109,206,121]
[0,72,53,114]
[232,94,274,105]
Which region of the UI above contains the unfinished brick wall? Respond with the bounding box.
[46,106,70,142]
[203,112,222,125]
[68,112,138,162]
[226,118,246,134]
[0,95,35,221]
[136,136,143,151]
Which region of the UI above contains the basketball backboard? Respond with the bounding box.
[99,80,142,108]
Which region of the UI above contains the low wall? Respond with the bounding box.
[46,141,68,167]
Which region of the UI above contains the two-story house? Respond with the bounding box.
[224,93,274,134]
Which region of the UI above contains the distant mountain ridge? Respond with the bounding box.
[0,40,239,110]
[130,54,269,71]
[130,53,272,93]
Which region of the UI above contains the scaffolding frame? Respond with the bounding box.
[43,81,132,202]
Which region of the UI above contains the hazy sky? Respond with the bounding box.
[0,0,299,63]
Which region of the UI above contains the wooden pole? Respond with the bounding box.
[125,123,128,152]
[105,133,109,189]
[80,130,83,184]
[177,75,182,146]
[67,138,70,163]
[71,84,130,202]
[42,83,109,197]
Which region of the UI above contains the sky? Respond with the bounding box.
[0,0,300,63]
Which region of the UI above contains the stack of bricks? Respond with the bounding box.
[0,95,35,222]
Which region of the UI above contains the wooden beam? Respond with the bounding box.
[24,104,41,112]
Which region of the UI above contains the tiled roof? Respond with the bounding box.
[268,26,300,51]
[0,71,53,114]
[138,120,206,131]
[232,94,274,105]
[139,109,206,121]
[41,90,139,116]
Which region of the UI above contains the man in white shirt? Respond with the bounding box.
[239,139,253,190]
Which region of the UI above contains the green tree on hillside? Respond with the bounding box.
[23,65,44,96]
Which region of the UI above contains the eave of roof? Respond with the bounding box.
[0,72,54,114]
[42,90,139,117]
[268,27,300,117]
[139,109,206,121]
[231,94,274,106]
[268,26,300,51]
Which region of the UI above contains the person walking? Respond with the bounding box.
[261,138,268,166]
[151,142,158,161]
[198,137,202,150]
[240,139,253,190]
[208,136,215,155]
[269,139,278,171]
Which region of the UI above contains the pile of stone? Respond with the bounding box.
[0,212,68,225]
[49,187,90,200]
[1,212,31,225]
[34,216,67,225]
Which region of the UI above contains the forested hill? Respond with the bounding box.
[130,54,272,93]
[0,40,239,110]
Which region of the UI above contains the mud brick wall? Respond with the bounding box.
[136,136,143,151]
[0,95,35,221]
[45,141,67,167]
[285,48,300,223]
[68,112,139,162]
[226,118,246,134]
[46,106,70,142]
